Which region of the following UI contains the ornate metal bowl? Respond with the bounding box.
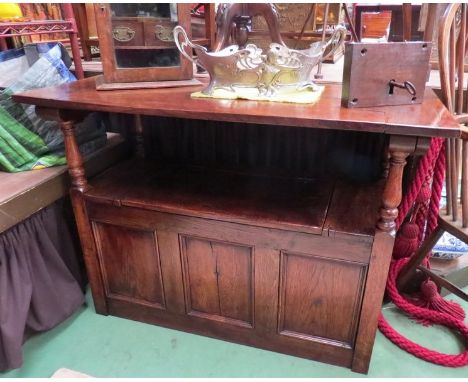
[174,25,346,98]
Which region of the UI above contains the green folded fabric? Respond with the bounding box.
[0,107,65,172]
[0,44,106,172]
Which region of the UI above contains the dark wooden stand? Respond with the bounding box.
[13,79,460,374]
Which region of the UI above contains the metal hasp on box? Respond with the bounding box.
[341,41,432,108]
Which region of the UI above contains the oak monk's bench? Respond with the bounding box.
[13,77,460,374]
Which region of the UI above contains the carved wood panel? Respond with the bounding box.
[278,251,367,348]
[93,221,166,308]
[180,235,254,328]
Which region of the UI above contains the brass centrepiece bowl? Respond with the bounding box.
[174,25,346,98]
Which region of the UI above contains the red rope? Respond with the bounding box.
[395,138,444,228]
[378,138,468,367]
[415,202,428,244]
[426,142,446,238]
[379,260,468,367]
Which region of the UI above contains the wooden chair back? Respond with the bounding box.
[396,4,468,296]
[438,3,468,228]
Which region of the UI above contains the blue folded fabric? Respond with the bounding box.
[0,46,25,62]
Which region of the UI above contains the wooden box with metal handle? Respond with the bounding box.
[342,41,432,108]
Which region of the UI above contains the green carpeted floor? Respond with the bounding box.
[2,289,467,378]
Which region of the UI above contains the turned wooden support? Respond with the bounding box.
[377,136,418,235]
[377,151,409,234]
[60,116,107,313]
[61,120,89,192]
[35,106,107,313]
[35,106,90,193]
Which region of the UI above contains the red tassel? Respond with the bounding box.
[413,279,466,325]
[393,222,420,259]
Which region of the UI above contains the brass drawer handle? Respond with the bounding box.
[113,26,136,42]
[155,25,174,42]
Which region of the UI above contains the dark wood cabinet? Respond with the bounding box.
[83,159,377,368]
[12,78,461,374]
[85,165,374,367]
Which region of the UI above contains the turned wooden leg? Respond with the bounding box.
[61,120,89,192]
[35,108,90,193]
[377,140,413,235]
[59,118,109,315]
[33,106,112,315]
[402,3,413,42]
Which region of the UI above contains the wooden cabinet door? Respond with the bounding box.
[93,221,166,309]
[179,235,255,328]
[278,251,367,349]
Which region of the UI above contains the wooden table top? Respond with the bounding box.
[13,77,460,138]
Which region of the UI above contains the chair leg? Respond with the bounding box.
[397,225,444,291]
[402,3,413,41]
[462,139,468,227]
[417,265,468,302]
[446,139,452,216]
